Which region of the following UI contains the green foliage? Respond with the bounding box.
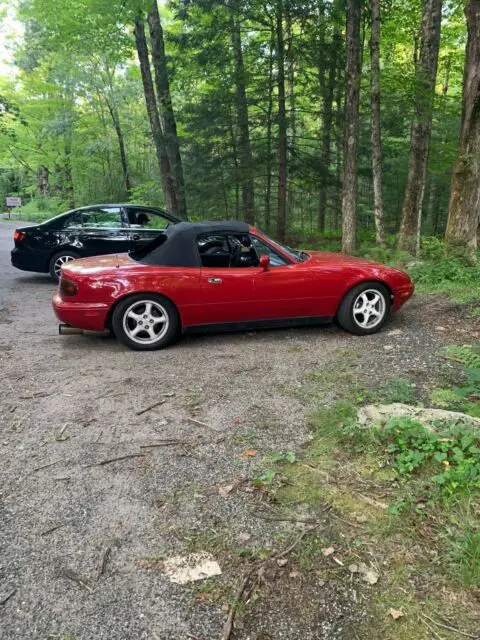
[379,416,480,500]
[431,346,480,418]
[449,527,480,588]
[359,378,416,405]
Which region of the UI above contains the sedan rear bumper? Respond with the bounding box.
[52,293,110,331]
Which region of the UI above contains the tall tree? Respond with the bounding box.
[445,0,480,262]
[341,0,362,253]
[230,4,255,224]
[134,15,178,214]
[147,0,187,219]
[276,0,288,242]
[397,0,443,254]
[370,0,386,247]
[318,0,342,233]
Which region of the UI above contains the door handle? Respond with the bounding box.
[208,277,223,284]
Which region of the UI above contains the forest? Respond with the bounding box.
[0,0,479,259]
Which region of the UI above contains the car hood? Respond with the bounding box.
[305,250,384,267]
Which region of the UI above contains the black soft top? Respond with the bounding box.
[133,220,250,267]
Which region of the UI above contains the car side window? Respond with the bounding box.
[127,209,170,231]
[81,208,124,229]
[251,236,289,266]
[197,233,261,268]
[63,213,83,229]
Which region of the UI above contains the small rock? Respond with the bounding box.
[383,345,394,351]
[237,532,251,543]
[355,515,368,523]
[388,608,404,619]
[276,558,288,567]
[317,579,326,587]
[386,329,403,336]
[348,564,359,573]
[218,484,234,498]
[435,326,446,331]
[358,563,379,585]
[289,570,302,579]
[322,547,335,557]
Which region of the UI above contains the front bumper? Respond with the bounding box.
[392,283,414,310]
[52,293,110,332]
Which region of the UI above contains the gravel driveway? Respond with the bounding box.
[0,220,472,640]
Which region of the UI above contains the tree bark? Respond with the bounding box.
[276,0,287,242]
[341,0,362,253]
[318,3,341,233]
[147,0,187,219]
[230,6,255,224]
[370,0,386,246]
[104,64,131,195]
[134,15,178,214]
[286,1,296,225]
[37,165,49,197]
[445,0,480,262]
[265,28,275,232]
[397,0,443,254]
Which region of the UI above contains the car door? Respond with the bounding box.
[250,235,317,319]
[126,208,173,252]
[197,233,256,324]
[71,206,131,256]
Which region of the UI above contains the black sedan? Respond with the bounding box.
[11,204,180,281]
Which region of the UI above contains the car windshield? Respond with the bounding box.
[260,232,309,263]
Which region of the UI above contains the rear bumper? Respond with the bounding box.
[11,247,47,273]
[392,283,414,310]
[52,293,110,331]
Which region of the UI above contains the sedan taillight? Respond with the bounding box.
[14,230,26,242]
[60,278,79,297]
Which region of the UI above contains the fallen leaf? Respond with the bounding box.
[322,547,335,557]
[388,608,404,620]
[276,558,288,567]
[218,484,234,498]
[289,570,301,579]
[355,514,368,523]
[348,564,359,573]
[246,449,257,457]
[161,553,222,584]
[383,345,394,351]
[243,486,255,493]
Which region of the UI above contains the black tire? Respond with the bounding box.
[337,282,391,336]
[49,250,80,282]
[112,293,180,351]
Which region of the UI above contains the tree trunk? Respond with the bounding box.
[318,7,341,233]
[134,15,178,214]
[147,0,187,219]
[286,1,296,225]
[341,0,362,253]
[265,28,275,232]
[105,96,131,196]
[104,64,131,195]
[397,0,443,254]
[230,7,255,224]
[276,0,287,242]
[370,0,386,246]
[445,0,480,262]
[37,165,49,197]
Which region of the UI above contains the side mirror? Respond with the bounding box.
[259,255,270,271]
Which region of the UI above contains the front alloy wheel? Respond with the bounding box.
[112,294,180,350]
[337,282,391,335]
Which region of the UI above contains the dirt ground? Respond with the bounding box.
[0,220,477,640]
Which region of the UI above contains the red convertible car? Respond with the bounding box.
[52,221,414,350]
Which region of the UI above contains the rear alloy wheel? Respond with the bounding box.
[337,282,391,336]
[49,251,79,282]
[112,294,180,351]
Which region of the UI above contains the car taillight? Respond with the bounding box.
[60,278,79,297]
[14,230,26,242]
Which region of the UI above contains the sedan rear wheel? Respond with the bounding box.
[112,294,180,351]
[337,282,391,336]
[49,251,80,282]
